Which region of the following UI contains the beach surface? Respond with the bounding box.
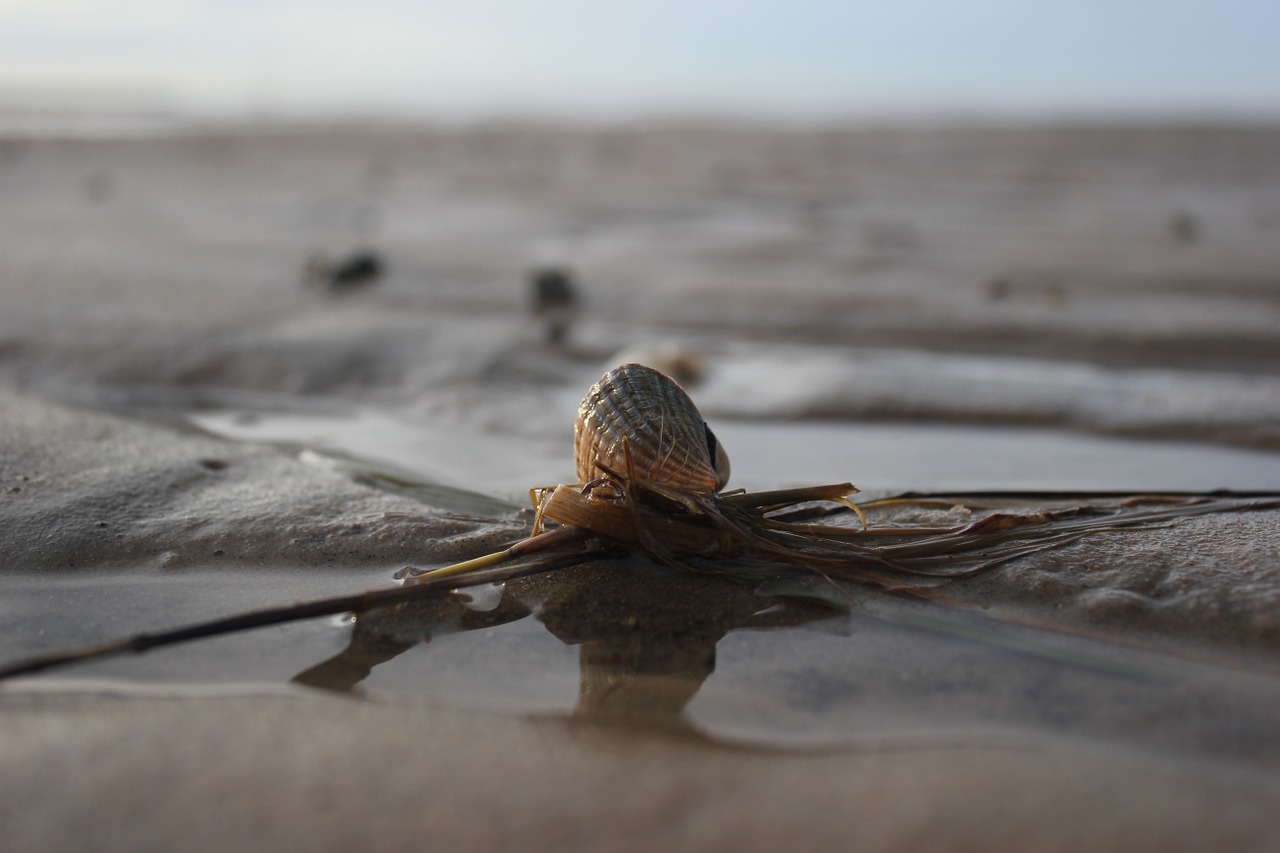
[2,119,1279,851]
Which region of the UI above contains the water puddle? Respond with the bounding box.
[190,407,1280,496]
[716,420,1280,493]
[189,408,568,497]
[12,560,1280,774]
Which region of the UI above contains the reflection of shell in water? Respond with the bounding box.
[575,363,730,493]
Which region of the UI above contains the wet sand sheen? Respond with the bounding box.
[6,684,1278,853]
[8,552,1280,770]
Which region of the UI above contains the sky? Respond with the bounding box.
[1,0,1277,121]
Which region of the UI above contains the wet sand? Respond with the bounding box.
[2,120,1280,851]
[4,686,1279,853]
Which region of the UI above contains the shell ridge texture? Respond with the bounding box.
[575,363,720,493]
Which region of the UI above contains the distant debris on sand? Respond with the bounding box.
[1167,210,1200,245]
[528,265,580,345]
[607,343,705,387]
[304,249,386,291]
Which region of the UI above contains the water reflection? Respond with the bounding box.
[288,558,1280,769]
[293,560,835,732]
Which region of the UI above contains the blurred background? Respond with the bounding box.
[2,0,1280,488]
[1,0,1277,124]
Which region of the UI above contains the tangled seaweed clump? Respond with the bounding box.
[531,365,1280,593]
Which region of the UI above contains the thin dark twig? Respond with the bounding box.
[0,542,617,681]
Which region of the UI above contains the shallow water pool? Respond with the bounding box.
[189,407,1280,497]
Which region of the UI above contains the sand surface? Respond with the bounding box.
[4,686,1279,853]
[2,120,1280,851]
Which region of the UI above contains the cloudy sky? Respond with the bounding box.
[1,0,1276,119]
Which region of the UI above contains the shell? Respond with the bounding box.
[575,363,730,493]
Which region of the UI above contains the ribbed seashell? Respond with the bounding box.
[575,363,730,493]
